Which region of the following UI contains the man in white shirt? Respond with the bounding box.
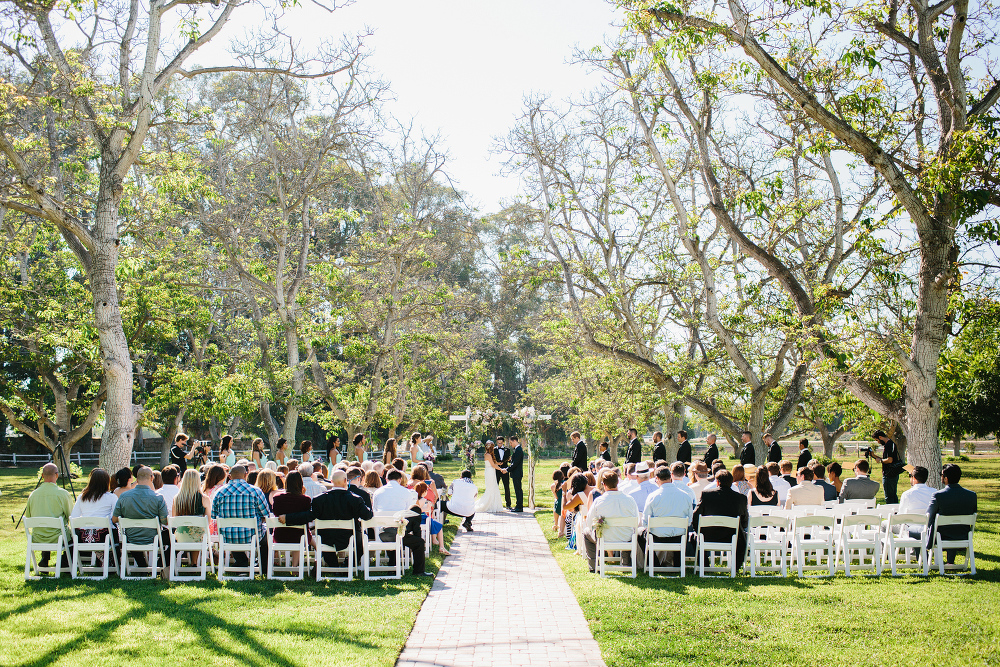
[618,463,638,495]
[687,462,713,502]
[442,470,478,532]
[299,463,327,498]
[373,469,418,512]
[766,461,792,505]
[625,462,657,512]
[156,465,181,516]
[583,470,639,573]
[670,462,697,509]
[785,467,825,508]
[899,466,936,515]
[638,466,693,567]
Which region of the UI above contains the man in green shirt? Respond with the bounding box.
[25,463,72,568]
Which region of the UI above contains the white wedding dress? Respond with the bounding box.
[475,454,506,513]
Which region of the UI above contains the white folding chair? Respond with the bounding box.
[362,515,406,579]
[883,513,928,576]
[314,519,356,581]
[216,517,261,580]
[696,516,741,578]
[166,516,213,581]
[843,498,876,510]
[836,514,883,576]
[748,515,788,577]
[266,517,308,580]
[644,517,688,577]
[748,506,771,517]
[24,517,70,580]
[595,516,639,578]
[926,514,977,576]
[70,517,118,580]
[822,500,838,509]
[117,518,166,580]
[421,517,431,557]
[791,515,836,577]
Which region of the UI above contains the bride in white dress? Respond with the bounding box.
[475,442,507,513]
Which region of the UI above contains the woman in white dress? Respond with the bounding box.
[475,442,507,513]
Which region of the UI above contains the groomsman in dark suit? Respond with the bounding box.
[494,437,512,508]
[676,430,692,464]
[765,433,782,463]
[926,464,978,564]
[571,431,588,471]
[625,428,642,464]
[703,433,719,467]
[651,431,667,463]
[509,437,525,512]
[796,438,813,470]
[599,441,612,461]
[739,430,756,465]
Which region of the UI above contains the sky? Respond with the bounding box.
[222,0,624,213]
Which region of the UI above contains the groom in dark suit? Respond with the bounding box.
[494,437,512,509]
[509,436,524,512]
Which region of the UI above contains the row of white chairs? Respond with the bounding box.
[24,511,422,582]
[592,512,976,579]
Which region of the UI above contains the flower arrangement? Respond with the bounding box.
[594,515,607,538]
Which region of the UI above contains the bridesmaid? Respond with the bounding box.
[251,438,268,470]
[382,438,397,466]
[353,433,367,462]
[274,438,291,466]
[219,435,236,467]
[326,435,341,465]
[300,440,314,463]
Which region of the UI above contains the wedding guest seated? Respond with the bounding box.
[408,465,438,504]
[766,462,791,505]
[785,467,824,508]
[692,469,749,570]
[827,462,844,494]
[172,469,211,566]
[442,470,478,532]
[810,463,838,501]
[638,466,693,567]
[687,462,713,502]
[113,466,169,567]
[27,463,73,568]
[374,469,418,512]
[151,470,163,491]
[299,463,326,498]
[625,462,657,512]
[732,465,751,495]
[747,469,779,507]
[415,482,449,555]
[670,462,697,509]
[280,470,372,568]
[583,470,640,573]
[362,470,383,491]
[899,466,935,515]
[619,463,638,494]
[425,461,446,492]
[255,469,280,510]
[71,468,118,546]
[926,464,977,564]
[779,460,796,487]
[839,460,880,502]
[211,465,270,568]
[271,471,313,554]
[156,467,180,518]
[112,468,134,498]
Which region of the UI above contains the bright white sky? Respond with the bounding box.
[250,0,623,213]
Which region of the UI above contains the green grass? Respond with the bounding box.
[0,466,466,667]
[530,457,1000,667]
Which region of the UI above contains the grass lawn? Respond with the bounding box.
[528,456,1000,667]
[0,464,472,667]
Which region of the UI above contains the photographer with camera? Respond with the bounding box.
[169,434,196,473]
[867,429,904,504]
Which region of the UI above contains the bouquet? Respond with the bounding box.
[594,515,607,538]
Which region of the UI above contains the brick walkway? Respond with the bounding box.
[396,510,606,667]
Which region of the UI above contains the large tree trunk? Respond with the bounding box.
[952,434,961,458]
[259,401,280,453]
[661,398,684,462]
[282,323,302,446]
[93,182,139,473]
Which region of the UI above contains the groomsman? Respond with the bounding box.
[599,441,612,462]
[739,431,756,465]
[571,432,588,471]
[651,431,667,463]
[765,433,782,463]
[703,433,719,468]
[676,430,692,464]
[796,438,813,470]
[625,428,643,464]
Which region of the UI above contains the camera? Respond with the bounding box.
[193,440,210,457]
[860,446,874,458]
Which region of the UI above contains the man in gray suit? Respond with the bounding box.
[838,459,880,502]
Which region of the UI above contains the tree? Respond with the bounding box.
[631,0,1000,484]
[0,0,355,470]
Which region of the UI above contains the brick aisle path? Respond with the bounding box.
[396,510,606,667]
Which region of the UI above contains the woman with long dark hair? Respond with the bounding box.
[112,467,133,497]
[748,468,779,506]
[71,468,117,544]
[382,438,397,466]
[219,435,236,467]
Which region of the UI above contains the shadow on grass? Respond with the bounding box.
[12,583,387,667]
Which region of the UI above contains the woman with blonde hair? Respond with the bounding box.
[255,469,280,509]
[173,469,210,546]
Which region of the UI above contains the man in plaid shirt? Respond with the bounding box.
[211,465,270,567]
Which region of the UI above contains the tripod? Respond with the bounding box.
[13,432,77,530]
